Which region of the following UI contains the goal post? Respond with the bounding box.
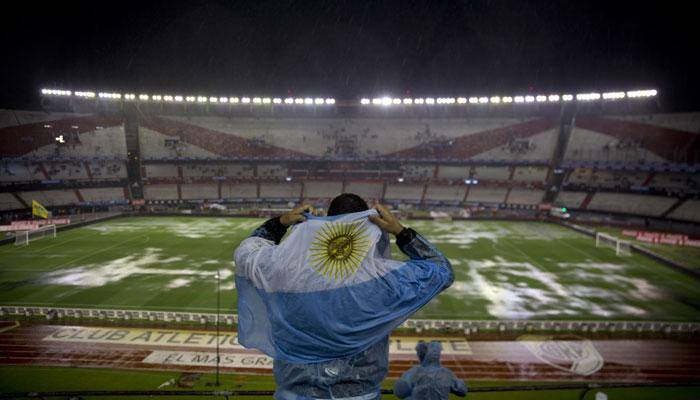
[595,232,631,256]
[14,224,56,246]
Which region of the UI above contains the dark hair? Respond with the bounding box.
[327,193,369,216]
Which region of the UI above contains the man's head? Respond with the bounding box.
[327,193,369,216]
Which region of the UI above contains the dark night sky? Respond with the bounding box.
[2,0,698,110]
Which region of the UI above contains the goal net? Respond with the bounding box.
[14,224,57,246]
[595,232,632,256]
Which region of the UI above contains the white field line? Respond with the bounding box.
[47,235,151,271]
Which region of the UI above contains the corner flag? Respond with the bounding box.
[32,200,49,219]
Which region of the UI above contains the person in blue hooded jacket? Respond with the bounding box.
[234,193,454,400]
[394,341,468,399]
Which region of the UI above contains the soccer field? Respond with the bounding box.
[595,226,700,272]
[0,216,698,321]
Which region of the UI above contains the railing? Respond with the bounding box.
[1,382,699,399]
[2,305,699,335]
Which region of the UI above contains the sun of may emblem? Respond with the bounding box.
[309,221,371,281]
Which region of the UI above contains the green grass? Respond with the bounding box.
[596,226,700,271]
[1,217,699,321]
[1,366,699,399]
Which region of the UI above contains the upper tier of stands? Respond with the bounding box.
[0,110,126,159]
[3,109,697,165]
[136,115,559,162]
[564,113,699,164]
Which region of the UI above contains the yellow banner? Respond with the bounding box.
[32,200,48,219]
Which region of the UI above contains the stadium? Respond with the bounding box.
[2,2,700,399]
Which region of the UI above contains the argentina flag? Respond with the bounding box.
[234,209,452,363]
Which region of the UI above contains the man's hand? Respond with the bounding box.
[369,204,404,235]
[280,204,314,226]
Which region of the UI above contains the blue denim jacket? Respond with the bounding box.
[248,216,453,400]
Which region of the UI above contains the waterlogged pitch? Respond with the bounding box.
[1,216,699,321]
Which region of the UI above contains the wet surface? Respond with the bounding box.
[1,322,699,382]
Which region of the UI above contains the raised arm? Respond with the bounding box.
[234,205,313,283]
[369,204,453,286]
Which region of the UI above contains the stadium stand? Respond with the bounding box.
[555,191,588,209]
[668,200,700,223]
[611,112,700,132]
[303,181,344,199]
[507,189,545,205]
[139,127,218,158]
[0,110,84,128]
[0,193,24,211]
[79,187,124,203]
[160,116,535,158]
[344,182,384,201]
[88,161,126,179]
[144,164,178,178]
[565,169,650,189]
[0,162,46,182]
[259,183,302,199]
[0,161,125,183]
[470,129,558,161]
[466,187,508,204]
[79,188,126,203]
[565,129,661,163]
[1,106,698,225]
[512,166,549,183]
[564,114,700,164]
[0,110,127,158]
[257,164,288,178]
[587,193,677,217]
[180,183,219,200]
[424,184,467,202]
[566,168,594,185]
[436,165,471,179]
[384,184,424,201]
[18,190,78,207]
[227,164,256,178]
[143,184,179,200]
[182,164,231,178]
[45,162,89,180]
[472,166,511,181]
[650,173,699,192]
[389,118,557,160]
[402,164,436,179]
[221,183,258,199]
